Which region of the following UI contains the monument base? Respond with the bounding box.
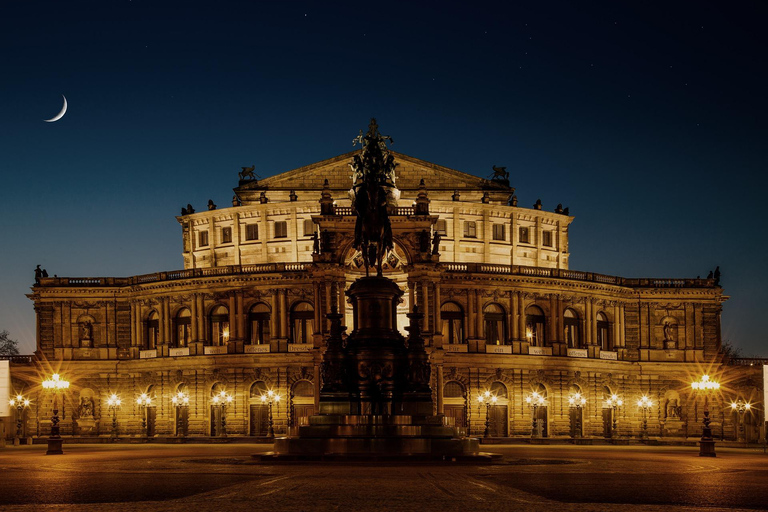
[699,438,716,457]
[255,414,497,462]
[46,438,64,455]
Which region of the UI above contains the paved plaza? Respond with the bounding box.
[0,443,767,511]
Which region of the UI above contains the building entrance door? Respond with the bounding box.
[602,408,613,438]
[250,404,269,436]
[489,405,508,437]
[210,406,223,436]
[535,406,548,437]
[569,407,583,437]
[175,407,188,436]
[146,407,156,437]
[444,404,466,429]
[293,404,315,427]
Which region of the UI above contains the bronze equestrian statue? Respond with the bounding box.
[350,119,396,277]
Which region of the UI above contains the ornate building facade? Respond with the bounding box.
[4,143,764,443]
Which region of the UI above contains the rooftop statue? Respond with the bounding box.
[239,165,259,181]
[350,119,396,277]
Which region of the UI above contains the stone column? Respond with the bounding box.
[585,299,593,345]
[613,303,621,350]
[422,281,430,332]
[130,301,137,347]
[233,212,241,265]
[510,290,518,341]
[475,289,483,340]
[236,291,246,343]
[517,292,526,341]
[549,294,557,342]
[271,289,279,341]
[279,289,288,342]
[190,294,199,342]
[467,289,476,339]
[228,294,237,341]
[436,365,444,414]
[433,282,441,335]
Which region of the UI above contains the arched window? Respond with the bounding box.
[290,302,314,344]
[444,381,465,398]
[209,305,230,346]
[174,308,191,348]
[145,311,159,350]
[248,303,271,345]
[250,380,269,398]
[525,305,546,347]
[596,312,611,350]
[490,381,508,399]
[441,302,465,345]
[563,308,581,348]
[483,303,507,346]
[292,381,314,397]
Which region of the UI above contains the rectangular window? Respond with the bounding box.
[245,224,258,241]
[221,227,232,244]
[435,219,447,236]
[199,230,209,247]
[274,221,288,238]
[542,231,552,247]
[519,226,529,244]
[464,221,477,238]
[492,223,505,241]
[303,218,315,236]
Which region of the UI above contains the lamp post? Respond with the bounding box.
[568,393,587,438]
[106,394,122,438]
[136,393,152,437]
[691,374,720,457]
[477,390,498,438]
[636,395,652,440]
[211,390,233,437]
[605,394,623,439]
[525,392,545,438]
[171,391,190,437]
[42,373,70,455]
[730,400,751,444]
[260,389,282,438]
[8,394,30,445]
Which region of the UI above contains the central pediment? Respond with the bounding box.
[235,151,512,201]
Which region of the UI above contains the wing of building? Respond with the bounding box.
[5,141,764,443]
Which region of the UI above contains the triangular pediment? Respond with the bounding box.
[251,151,496,192]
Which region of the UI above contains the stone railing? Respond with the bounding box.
[0,355,34,364]
[36,263,312,288]
[727,357,768,366]
[444,263,716,289]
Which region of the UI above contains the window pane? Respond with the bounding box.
[435,219,447,235]
[199,230,209,247]
[519,227,529,244]
[275,221,287,238]
[464,221,476,238]
[245,224,258,241]
[222,227,232,244]
[492,224,505,241]
[543,231,552,247]
[303,219,314,236]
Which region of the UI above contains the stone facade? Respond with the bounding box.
[5,149,764,443]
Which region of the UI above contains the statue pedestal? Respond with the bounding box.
[76,417,97,435]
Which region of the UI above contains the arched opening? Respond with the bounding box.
[483,303,507,346]
[209,305,230,346]
[488,382,508,437]
[249,381,269,436]
[174,308,191,348]
[145,311,159,350]
[529,384,549,437]
[290,302,314,344]
[174,383,189,436]
[291,380,315,428]
[441,302,465,345]
[563,308,581,348]
[247,303,271,345]
[525,305,546,347]
[596,312,611,351]
[443,381,466,429]
[568,384,584,438]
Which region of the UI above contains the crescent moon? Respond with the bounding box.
[44,95,67,123]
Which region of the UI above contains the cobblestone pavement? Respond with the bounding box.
[1,443,766,511]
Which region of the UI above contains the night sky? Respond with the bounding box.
[1,1,766,355]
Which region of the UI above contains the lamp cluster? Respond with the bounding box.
[691,374,720,391]
[42,373,70,391]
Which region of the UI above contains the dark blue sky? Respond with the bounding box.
[1,1,766,355]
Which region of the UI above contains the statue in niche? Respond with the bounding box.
[431,232,441,255]
[81,320,93,340]
[79,397,94,418]
[662,321,674,341]
[665,398,681,419]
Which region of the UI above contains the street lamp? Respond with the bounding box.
[730,400,751,444]
[525,391,546,438]
[42,373,70,455]
[211,390,233,437]
[106,393,122,438]
[171,391,190,437]
[259,389,282,438]
[568,393,587,438]
[136,393,152,437]
[8,394,30,445]
[636,395,653,439]
[691,374,720,457]
[605,394,623,439]
[477,390,498,438]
